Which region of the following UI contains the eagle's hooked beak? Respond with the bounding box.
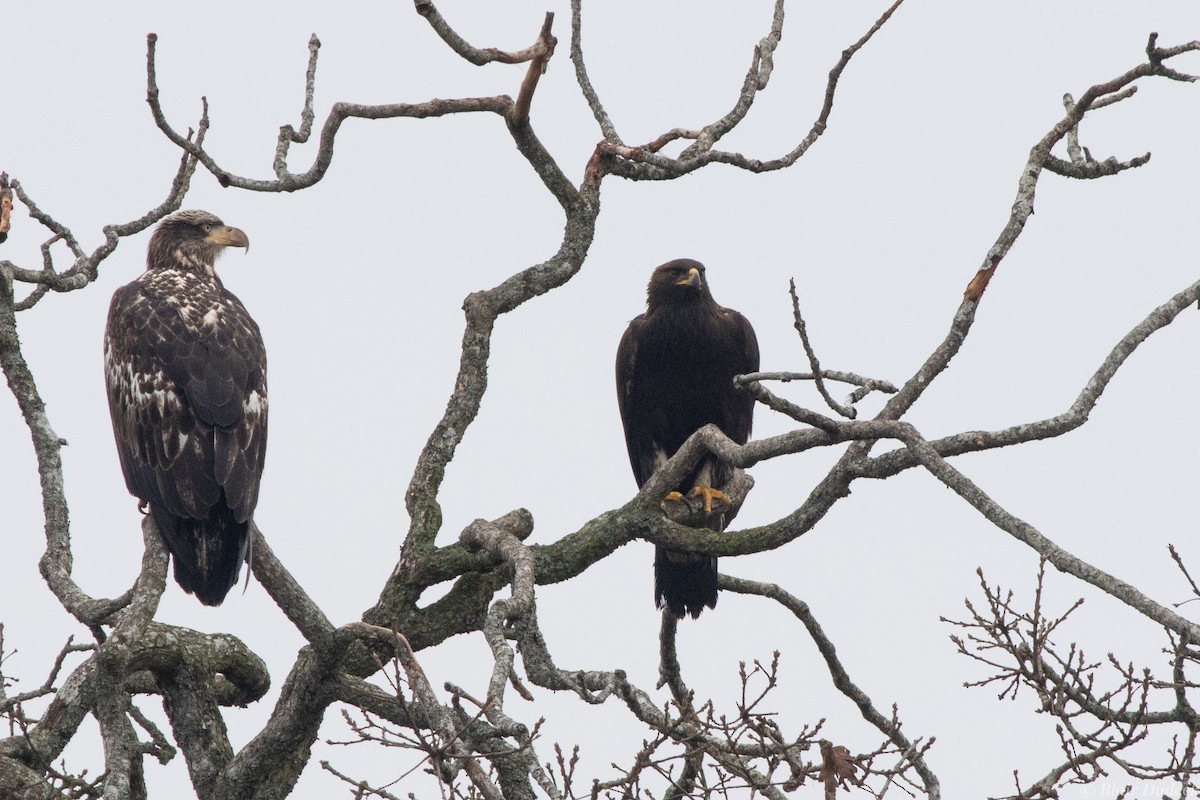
[207,225,250,253]
[677,267,701,288]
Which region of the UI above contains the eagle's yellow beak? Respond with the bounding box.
[676,267,701,287]
[206,225,250,252]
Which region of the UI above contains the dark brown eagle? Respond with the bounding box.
[104,210,267,606]
[616,259,759,618]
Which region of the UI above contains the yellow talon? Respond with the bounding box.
[690,486,731,513]
[661,490,685,508]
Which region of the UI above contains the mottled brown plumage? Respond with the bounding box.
[104,210,267,605]
[616,259,759,618]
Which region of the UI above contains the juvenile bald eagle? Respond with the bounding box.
[616,259,759,618]
[104,210,267,606]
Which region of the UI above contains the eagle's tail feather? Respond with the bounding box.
[150,503,250,607]
[654,546,718,619]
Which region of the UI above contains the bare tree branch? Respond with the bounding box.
[415,2,555,66]
[3,115,208,307]
[4,6,1198,800]
[722,575,940,797]
[595,0,906,181]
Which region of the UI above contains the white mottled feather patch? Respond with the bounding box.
[652,446,670,474]
[172,247,215,278]
[145,268,226,336]
[105,349,184,417]
[244,390,266,416]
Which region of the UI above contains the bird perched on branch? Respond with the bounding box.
[616,259,759,618]
[104,210,267,606]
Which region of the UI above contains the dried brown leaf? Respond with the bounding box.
[818,741,859,793]
[0,181,12,242]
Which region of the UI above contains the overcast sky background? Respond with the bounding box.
[3,2,1199,798]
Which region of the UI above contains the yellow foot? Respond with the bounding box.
[690,486,731,513]
[660,491,685,509]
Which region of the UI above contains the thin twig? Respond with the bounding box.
[788,279,855,419]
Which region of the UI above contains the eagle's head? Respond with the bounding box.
[646,258,713,309]
[147,209,250,277]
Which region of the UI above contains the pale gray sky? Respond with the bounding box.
[3,2,1199,797]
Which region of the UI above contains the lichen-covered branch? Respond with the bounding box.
[415,2,554,67]
[4,4,1199,799]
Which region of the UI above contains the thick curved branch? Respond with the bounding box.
[415,3,554,66]
[1,537,261,799]
[249,525,335,647]
[125,623,270,708]
[158,660,233,796]
[91,675,146,800]
[1045,152,1151,179]
[212,648,333,798]
[213,621,401,798]
[459,510,536,712]
[373,189,600,623]
[457,513,566,800]
[510,14,556,130]
[0,267,112,624]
